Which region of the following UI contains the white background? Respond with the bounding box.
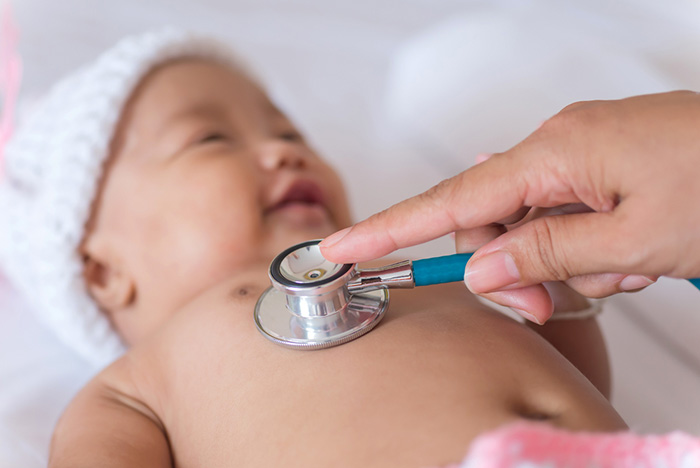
[2,0,700,465]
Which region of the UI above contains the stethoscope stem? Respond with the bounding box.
[256,239,700,351]
[347,252,700,293]
[347,253,474,294]
[413,253,474,286]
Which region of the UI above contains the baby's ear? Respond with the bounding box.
[82,240,135,312]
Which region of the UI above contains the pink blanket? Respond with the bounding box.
[454,422,700,468]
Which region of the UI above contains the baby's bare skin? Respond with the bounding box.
[51,264,625,468]
[49,57,625,467]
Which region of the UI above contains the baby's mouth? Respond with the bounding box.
[265,180,331,223]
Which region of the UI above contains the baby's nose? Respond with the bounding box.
[257,140,307,171]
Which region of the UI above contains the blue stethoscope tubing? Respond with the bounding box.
[414,253,700,291]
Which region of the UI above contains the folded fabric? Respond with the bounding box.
[456,422,700,468]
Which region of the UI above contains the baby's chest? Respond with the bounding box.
[159,321,563,467]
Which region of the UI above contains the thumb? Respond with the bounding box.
[464,210,632,293]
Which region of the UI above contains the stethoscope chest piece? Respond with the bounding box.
[254,240,388,350]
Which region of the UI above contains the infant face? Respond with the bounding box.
[82,59,352,344]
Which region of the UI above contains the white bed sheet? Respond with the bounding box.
[380,2,700,433]
[2,0,700,465]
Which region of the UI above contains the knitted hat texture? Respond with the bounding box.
[0,29,244,367]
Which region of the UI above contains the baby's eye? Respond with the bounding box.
[279,131,303,143]
[198,132,229,144]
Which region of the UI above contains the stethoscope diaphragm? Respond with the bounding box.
[254,239,474,350]
[255,240,387,350]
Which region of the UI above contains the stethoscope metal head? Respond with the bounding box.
[254,240,389,350]
[254,239,474,350]
[255,239,700,351]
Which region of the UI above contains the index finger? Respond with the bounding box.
[320,153,534,263]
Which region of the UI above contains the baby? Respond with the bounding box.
[0,30,625,467]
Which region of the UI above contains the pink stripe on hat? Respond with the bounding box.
[0,2,22,177]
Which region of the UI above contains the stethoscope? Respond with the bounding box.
[254,239,700,350]
[254,239,472,350]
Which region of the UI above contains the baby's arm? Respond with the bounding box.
[50,361,171,468]
[526,283,611,398]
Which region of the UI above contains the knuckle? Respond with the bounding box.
[374,208,399,250]
[423,177,454,203]
[526,218,571,281]
[669,89,695,99]
[456,225,504,252]
[544,99,604,134]
[421,175,464,230]
[618,238,654,273]
[607,216,651,271]
[363,208,401,251]
[544,106,582,132]
[560,100,589,113]
[566,274,620,298]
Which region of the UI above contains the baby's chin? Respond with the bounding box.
[266,201,340,229]
[264,228,336,259]
[266,210,347,249]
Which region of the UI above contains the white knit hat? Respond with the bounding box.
[0,29,246,368]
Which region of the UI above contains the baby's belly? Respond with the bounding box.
[151,274,625,468]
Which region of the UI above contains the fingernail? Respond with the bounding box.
[464,251,520,293]
[511,308,543,325]
[320,227,351,248]
[619,275,655,292]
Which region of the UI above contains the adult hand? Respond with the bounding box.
[320,91,700,323]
